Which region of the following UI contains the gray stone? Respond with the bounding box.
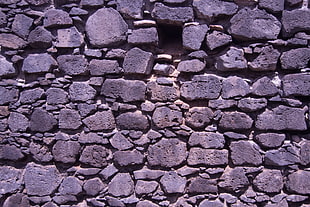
[188,177,218,193]
[59,109,82,130]
[183,24,209,50]
[209,98,237,109]
[69,7,88,16]
[193,0,238,20]
[0,166,22,195]
[79,145,109,167]
[253,169,283,193]
[28,26,53,48]
[113,150,144,167]
[12,14,33,39]
[300,140,310,165]
[3,193,30,207]
[83,178,105,196]
[0,55,15,77]
[110,132,133,150]
[283,73,310,96]
[0,106,9,117]
[237,98,267,112]
[282,9,310,37]
[69,82,96,102]
[255,133,285,149]
[151,3,193,25]
[219,112,253,130]
[152,106,182,128]
[29,142,53,162]
[86,8,128,47]
[8,112,29,132]
[123,47,153,75]
[218,167,249,193]
[53,195,77,204]
[258,0,284,13]
[251,77,278,97]
[26,0,50,5]
[216,47,247,71]
[188,148,228,166]
[101,79,146,102]
[189,132,225,149]
[248,45,281,71]
[265,145,300,166]
[30,109,57,132]
[206,31,232,50]
[0,0,19,4]
[128,28,158,45]
[256,105,307,131]
[147,82,179,102]
[0,11,6,27]
[83,111,116,131]
[136,201,159,207]
[147,138,187,168]
[22,53,57,74]
[180,75,221,100]
[100,164,118,180]
[20,88,44,104]
[116,111,149,130]
[89,59,121,76]
[59,176,82,195]
[160,171,186,194]
[229,8,281,40]
[78,104,97,117]
[280,48,310,70]
[230,141,262,166]
[222,76,250,98]
[24,163,62,196]
[78,132,107,144]
[80,0,103,7]
[56,27,83,48]
[46,88,69,105]
[108,173,134,197]
[44,9,72,28]
[177,59,205,73]
[0,33,27,49]
[287,194,308,203]
[52,141,81,164]
[185,107,213,129]
[133,168,165,180]
[57,55,88,76]
[116,0,143,19]
[0,145,24,161]
[135,180,158,196]
[0,86,18,105]
[286,170,310,195]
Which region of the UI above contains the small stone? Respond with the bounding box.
[69,82,96,102]
[83,178,105,196]
[110,132,133,150]
[188,177,218,193]
[123,47,154,75]
[237,98,267,112]
[59,109,82,130]
[59,176,82,195]
[206,31,232,50]
[248,45,281,71]
[216,47,247,71]
[230,141,263,166]
[136,201,159,207]
[46,88,69,105]
[57,55,88,75]
[286,170,310,195]
[53,195,77,205]
[30,109,57,132]
[20,88,44,104]
[300,140,310,166]
[30,142,53,162]
[188,148,228,166]
[265,145,300,166]
[8,112,29,132]
[0,144,24,161]
[116,0,143,19]
[189,132,225,149]
[3,193,30,207]
[108,173,134,197]
[283,73,310,97]
[12,14,33,39]
[253,169,283,193]
[22,53,57,74]
[152,106,182,128]
[135,180,158,196]
[287,195,308,203]
[0,166,22,195]
[26,0,50,5]
[0,86,18,105]
[0,33,27,49]
[44,9,72,28]
[52,140,81,164]
[133,168,164,180]
[160,171,186,194]
[56,27,83,48]
[222,76,250,98]
[177,59,205,73]
[147,82,179,102]
[183,24,209,50]
[251,77,278,97]
[282,9,310,37]
[83,111,116,131]
[28,26,53,48]
[88,59,121,76]
[128,27,159,45]
[0,106,10,117]
[116,111,149,130]
[188,50,208,59]
[219,112,253,130]
[113,150,144,167]
[209,98,237,109]
[185,107,213,129]
[280,48,310,70]
[218,167,249,193]
[0,11,6,27]
[0,55,16,77]
[79,145,109,167]
[254,133,285,149]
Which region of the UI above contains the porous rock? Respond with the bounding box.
[44,9,72,28]
[108,173,134,197]
[188,148,228,166]
[0,33,27,49]
[116,111,149,130]
[59,176,82,195]
[265,145,300,166]
[0,86,18,105]
[188,177,218,193]
[237,98,267,112]
[300,140,310,166]
[286,170,310,195]
[113,150,144,167]
[258,0,284,13]
[59,109,82,130]
[83,111,116,131]
[216,48,247,71]
[8,112,29,132]
[254,133,285,149]
[147,82,179,102]
[12,14,33,39]
[69,82,96,102]
[218,167,249,193]
[128,27,158,45]
[83,178,105,196]
[280,48,310,70]
[283,73,310,96]
[152,106,182,128]
[88,59,121,76]
[135,180,158,196]
[110,132,133,150]
[56,27,83,48]
[57,55,88,76]
[46,88,69,105]
[282,9,310,37]
[206,31,232,50]
[182,24,209,50]
[251,77,278,97]
[0,166,22,195]
[248,45,281,71]
[52,141,81,164]
[0,55,16,77]
[253,169,283,193]
[177,59,205,73]
[20,88,44,104]
[0,145,24,161]
[160,171,186,194]
[185,107,213,129]
[30,109,57,132]
[230,141,263,166]
[28,26,53,48]
[116,0,144,19]
[219,112,253,130]
[222,76,250,98]
[79,145,109,167]
[189,132,225,149]
[123,47,154,75]
[22,54,57,74]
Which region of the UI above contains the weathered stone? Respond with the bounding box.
[20,88,44,104]
[206,31,232,50]
[52,141,80,164]
[219,112,253,130]
[135,180,158,196]
[69,82,96,102]
[199,199,223,207]
[83,178,105,196]
[0,55,15,77]
[222,76,250,98]
[251,77,278,97]
[300,140,310,166]
[185,107,213,129]
[286,171,310,195]
[134,168,165,180]
[12,14,33,39]
[0,86,18,105]
[151,3,193,25]
[189,132,225,149]
[101,79,146,102]
[88,59,121,76]
[280,48,310,70]
[3,193,30,207]
[188,148,228,166]
[0,33,27,49]
[24,163,62,196]
[249,45,281,71]
[180,75,221,100]
[282,9,310,37]
[253,169,283,193]
[147,138,187,168]
[123,47,153,75]
[237,98,267,112]
[116,111,149,130]
[152,106,182,128]
[216,47,247,71]
[209,98,237,109]
[254,133,285,149]
[256,105,307,131]
[193,0,238,20]
[53,195,77,205]
[29,142,53,163]
[86,8,128,47]
[0,166,22,195]
[22,53,57,74]
[116,0,143,19]
[229,8,281,40]
[8,112,29,132]
[188,177,218,193]
[136,201,159,207]
[44,9,72,28]
[56,27,83,48]
[283,73,310,96]
[83,111,116,131]
[147,82,179,102]
[110,132,133,150]
[28,26,53,48]
[265,145,300,166]
[0,11,6,27]
[218,167,249,193]
[113,150,144,166]
[59,176,82,195]
[177,59,205,73]
[80,145,109,167]
[46,88,68,105]
[78,104,97,117]
[30,109,57,132]
[160,171,186,194]
[0,144,24,161]
[26,0,50,5]
[183,24,209,50]
[59,109,82,130]
[57,55,88,75]
[230,141,262,166]
[259,0,284,13]
[69,7,88,16]
[80,0,103,7]
[128,28,158,45]
[108,173,134,197]
[78,132,107,145]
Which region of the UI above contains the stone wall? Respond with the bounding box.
[0,0,309,206]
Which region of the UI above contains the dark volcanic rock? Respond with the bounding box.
[230,141,262,166]
[177,59,205,73]
[57,55,88,76]
[56,27,83,48]
[83,178,105,196]
[216,47,247,71]
[222,76,250,98]
[30,109,57,132]
[147,82,179,102]
[280,48,310,70]
[237,98,267,112]
[20,88,44,104]
[0,144,24,161]
[206,31,232,50]
[110,132,133,150]
[12,14,33,39]
[251,77,278,97]
[116,0,144,19]
[59,176,82,195]
[183,24,209,50]
[254,133,285,149]
[188,177,218,194]
[258,0,284,13]
[44,9,72,28]
[69,82,96,102]
[29,142,53,162]
[219,112,253,130]
[135,180,158,196]
[83,111,116,131]
[79,145,109,167]
[253,169,283,193]
[0,55,16,77]
[188,148,228,166]
[0,86,18,105]
[26,0,50,5]
[0,33,27,49]
[185,107,213,129]
[218,167,249,193]
[22,54,57,74]
[286,170,310,195]
[128,28,159,45]
[282,9,310,37]
[283,73,310,96]
[46,88,69,105]
[0,166,22,195]
[28,26,53,48]
[52,141,81,164]
[108,173,134,197]
[152,106,182,128]
[88,59,121,76]
[59,109,82,130]
[113,150,144,166]
[116,111,149,130]
[300,140,310,166]
[248,45,281,71]
[160,171,186,194]
[3,193,29,207]
[265,145,300,166]
[189,132,225,149]
[8,112,29,132]
[123,47,154,75]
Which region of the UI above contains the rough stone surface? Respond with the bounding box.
[182,24,209,50]
[280,48,310,70]
[128,27,158,45]
[59,176,82,195]
[282,9,310,37]
[12,14,33,39]
[152,106,182,128]
[57,55,88,75]
[253,169,283,193]
[0,166,22,195]
[147,82,179,102]
[185,107,213,129]
[123,47,153,75]
[44,9,72,28]
[206,31,232,50]
[177,59,205,73]
[0,145,24,161]
[116,0,144,19]
[83,178,105,196]
[222,76,250,98]
[56,27,83,48]
[188,177,218,193]
[254,133,285,149]
[113,150,144,166]
[0,55,15,77]
[219,112,253,130]
[0,33,27,49]
[283,73,310,96]
[248,46,281,71]
[0,86,18,105]
[8,112,29,132]
[52,141,81,164]
[110,132,133,150]
[251,77,278,97]
[20,88,44,104]
[108,173,134,197]
[216,47,247,71]
[135,180,158,196]
[189,132,225,149]
[116,111,149,130]
[188,148,228,166]
[69,82,96,102]
[237,98,267,112]
[160,171,186,194]
[46,88,69,105]
[29,109,57,132]
[88,59,121,76]
[83,111,116,131]
[300,140,310,166]
[265,145,300,166]
[259,0,284,13]
[79,145,109,167]
[286,171,310,195]
[28,26,53,48]
[218,167,249,193]
[59,109,82,130]
[230,141,263,166]
[22,54,56,74]
[30,142,53,163]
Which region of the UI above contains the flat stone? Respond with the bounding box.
[0,33,27,49]
[248,45,281,71]
[116,111,149,130]
[188,148,228,166]
[222,76,250,98]
[152,106,182,128]
[56,27,83,48]
[44,9,72,28]
[52,140,81,164]
[259,0,284,13]
[108,173,134,197]
[116,0,144,19]
[83,178,105,196]
[28,26,53,48]
[147,138,187,168]
[88,59,121,76]
[0,166,22,195]
[229,8,281,40]
[110,132,133,150]
[265,145,300,166]
[135,180,158,196]
[177,59,205,73]
[20,88,44,104]
[12,14,33,39]
[46,88,69,105]
[0,86,18,105]
[230,141,262,166]
[216,47,247,71]
[300,140,310,166]
[160,171,186,194]
[30,109,57,132]
[286,171,310,195]
[185,107,213,129]
[83,111,116,131]
[80,0,104,7]
[22,53,57,74]
[113,150,144,167]
[151,3,193,25]
[183,24,209,50]
[78,132,107,145]
[189,132,225,149]
[0,144,24,161]
[24,163,62,196]
[256,105,307,131]
[57,55,88,75]
[253,169,283,193]
[219,112,253,130]
[188,177,218,193]
[283,73,310,97]
[133,168,165,180]
[8,112,29,132]
[79,145,109,167]
[254,133,285,149]
[218,167,249,193]
[70,7,88,16]
[136,201,159,207]
[206,31,232,50]
[69,82,96,102]
[0,55,15,77]
[280,48,310,70]
[86,8,128,47]
[0,11,6,27]
[237,98,267,112]
[282,9,310,37]
[209,98,237,109]
[3,193,30,207]
[59,176,82,195]
[26,0,49,5]
[123,47,154,75]
[199,199,223,207]
[147,82,179,102]
[251,77,278,97]
[128,27,159,45]
[29,142,53,162]
[59,109,82,130]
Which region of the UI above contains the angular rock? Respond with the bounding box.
[248,45,281,71]
[259,0,284,13]
[300,140,310,165]
[101,79,146,102]
[135,180,158,196]
[222,76,250,98]
[0,166,22,195]
[253,169,283,193]
[183,24,209,50]
[110,132,133,150]
[78,132,107,145]
[177,59,205,73]
[133,168,164,180]
[116,0,143,19]
[0,86,18,105]
[123,47,153,75]
[151,3,193,25]
[12,14,33,39]
[22,53,57,74]
[46,88,69,105]
[185,107,213,129]
[218,167,249,193]
[3,193,30,207]
[30,109,57,132]
[69,82,96,102]
[152,106,182,128]
[20,88,44,104]
[199,199,223,207]
[188,177,218,193]
[206,31,232,50]
[80,145,109,167]
[286,171,310,195]
[57,55,88,75]
[256,105,307,131]
[83,111,116,131]
[52,141,81,164]
[80,0,104,7]
[24,163,62,196]
[56,27,83,48]
[147,138,187,168]
[59,109,82,130]
[251,77,278,97]
[136,201,159,207]
[229,8,281,40]
[282,9,310,37]
[283,73,310,96]
[29,142,53,163]
[0,119,7,131]
[113,150,144,166]
[0,55,15,77]
[188,148,228,166]
[59,176,82,195]
[44,9,72,28]
[28,26,53,48]
[219,112,253,130]
[8,112,29,132]
[147,82,179,102]
[280,48,310,70]
[0,144,24,161]
[160,171,186,194]
[230,141,262,166]
[128,27,158,45]
[255,133,285,149]
[26,0,50,5]
[0,11,6,27]
[189,132,225,149]
[0,33,27,49]
[86,8,128,47]
[108,173,134,197]
[116,111,149,130]
[237,98,267,112]
[265,145,300,166]
[216,47,247,71]
[88,59,121,76]
[53,195,77,205]
[83,178,105,196]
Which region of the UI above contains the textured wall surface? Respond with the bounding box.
[0,0,310,206]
